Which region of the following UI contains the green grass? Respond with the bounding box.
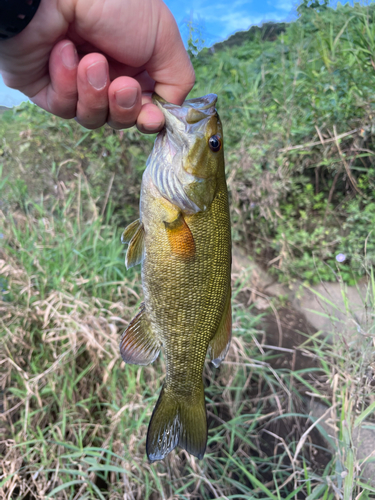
[2,2,375,285]
[0,171,293,498]
[2,1,375,497]
[1,164,375,497]
[190,1,375,284]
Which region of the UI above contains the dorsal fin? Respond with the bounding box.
[120,303,161,365]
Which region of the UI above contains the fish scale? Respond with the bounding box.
[120,93,231,461]
[143,178,230,394]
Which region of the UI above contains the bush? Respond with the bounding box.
[190,2,375,284]
[2,2,375,284]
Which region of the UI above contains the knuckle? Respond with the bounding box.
[76,114,107,130]
[76,120,103,130]
[107,119,135,130]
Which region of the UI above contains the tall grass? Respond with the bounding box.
[190,2,375,284]
[2,163,375,497]
[0,169,297,498]
[2,3,375,284]
[1,2,375,497]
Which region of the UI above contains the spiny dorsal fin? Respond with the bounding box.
[120,303,161,366]
[164,213,195,259]
[124,221,145,269]
[121,219,141,244]
[208,289,232,368]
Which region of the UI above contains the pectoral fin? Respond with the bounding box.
[120,303,161,365]
[121,219,141,244]
[164,213,195,259]
[122,220,145,269]
[208,289,232,367]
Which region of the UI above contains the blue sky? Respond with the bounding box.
[0,0,362,107]
[168,0,298,47]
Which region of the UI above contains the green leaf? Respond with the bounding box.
[354,401,375,428]
[46,480,86,497]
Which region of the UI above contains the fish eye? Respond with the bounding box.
[208,135,222,152]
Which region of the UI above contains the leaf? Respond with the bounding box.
[46,480,86,497]
[307,483,328,500]
[354,401,375,429]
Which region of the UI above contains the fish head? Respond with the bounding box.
[147,93,224,214]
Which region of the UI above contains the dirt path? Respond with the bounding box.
[232,245,375,485]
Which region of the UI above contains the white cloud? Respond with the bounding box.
[232,0,254,7]
[188,0,288,32]
[199,7,289,38]
[169,0,295,45]
[272,0,295,11]
[222,11,292,40]
[207,11,261,33]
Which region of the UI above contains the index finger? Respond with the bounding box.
[145,5,195,105]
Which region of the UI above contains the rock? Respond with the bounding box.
[232,245,375,485]
[309,400,375,484]
[288,280,370,337]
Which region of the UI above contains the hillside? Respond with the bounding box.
[190,1,375,284]
[211,21,289,51]
[2,3,375,285]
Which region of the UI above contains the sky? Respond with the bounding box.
[0,0,361,107]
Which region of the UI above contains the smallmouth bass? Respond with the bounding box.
[120,93,231,461]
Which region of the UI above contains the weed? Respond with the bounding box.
[1,2,375,497]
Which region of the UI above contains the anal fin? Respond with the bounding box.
[120,303,161,365]
[122,219,145,269]
[164,213,195,259]
[208,289,232,368]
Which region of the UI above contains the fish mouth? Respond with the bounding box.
[151,93,218,162]
[152,93,217,132]
[152,93,217,109]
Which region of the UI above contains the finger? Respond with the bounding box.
[146,5,195,105]
[136,100,164,135]
[76,53,110,129]
[30,40,78,119]
[107,77,142,130]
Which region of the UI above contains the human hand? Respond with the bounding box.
[0,0,195,132]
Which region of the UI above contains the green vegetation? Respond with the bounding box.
[1,1,375,498]
[2,1,375,285]
[192,1,375,284]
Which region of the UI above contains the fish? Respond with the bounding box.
[120,93,232,462]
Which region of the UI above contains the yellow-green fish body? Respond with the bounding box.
[120,94,231,461]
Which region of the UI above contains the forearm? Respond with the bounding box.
[0,0,41,40]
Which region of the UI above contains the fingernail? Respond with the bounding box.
[115,87,138,109]
[87,61,107,90]
[61,42,78,70]
[142,121,164,132]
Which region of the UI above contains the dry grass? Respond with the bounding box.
[1,165,375,498]
[0,196,287,499]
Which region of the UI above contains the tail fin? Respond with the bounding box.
[146,383,207,462]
